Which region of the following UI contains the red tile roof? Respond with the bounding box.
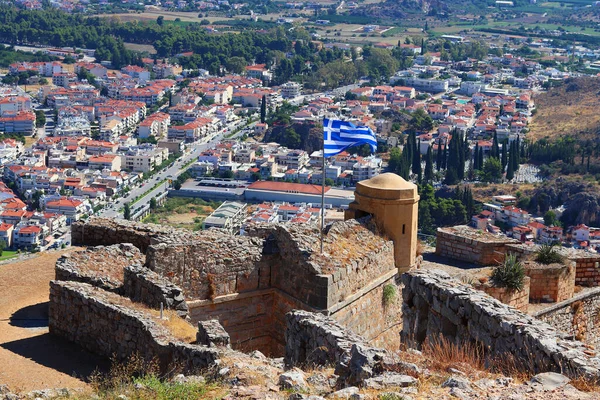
[247,181,330,195]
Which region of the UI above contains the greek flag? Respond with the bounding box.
[323,118,377,158]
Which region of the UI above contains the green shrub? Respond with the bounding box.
[383,284,397,306]
[491,253,525,291]
[379,393,405,400]
[535,244,565,265]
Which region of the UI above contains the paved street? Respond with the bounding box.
[98,119,250,219]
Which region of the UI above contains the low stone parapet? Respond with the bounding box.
[123,265,189,318]
[435,226,518,266]
[49,280,218,373]
[402,269,600,380]
[523,261,575,303]
[474,276,530,312]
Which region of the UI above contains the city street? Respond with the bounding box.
[98,119,250,219]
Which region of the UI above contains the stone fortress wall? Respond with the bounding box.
[51,173,600,385]
[435,226,519,266]
[66,216,400,356]
[534,287,600,348]
[401,269,600,379]
[49,280,219,373]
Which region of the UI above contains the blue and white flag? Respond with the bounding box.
[323,118,377,158]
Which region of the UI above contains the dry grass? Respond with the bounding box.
[320,222,388,273]
[146,309,197,343]
[421,335,485,375]
[529,77,600,141]
[97,290,197,343]
[570,375,600,392]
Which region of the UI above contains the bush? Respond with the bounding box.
[491,253,525,291]
[534,244,565,265]
[382,284,396,306]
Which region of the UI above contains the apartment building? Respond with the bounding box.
[122,146,169,173]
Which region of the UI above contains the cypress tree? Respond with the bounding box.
[478,146,484,170]
[501,141,507,171]
[412,137,421,174]
[442,142,448,169]
[474,143,480,170]
[458,132,466,180]
[491,132,499,159]
[260,95,267,123]
[424,145,434,183]
[506,156,515,181]
[511,140,519,172]
[436,143,443,171]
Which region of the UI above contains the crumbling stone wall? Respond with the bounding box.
[55,243,145,293]
[188,291,274,355]
[123,265,189,318]
[49,280,218,373]
[146,235,268,301]
[330,276,402,351]
[187,290,310,357]
[534,288,600,347]
[268,220,395,309]
[436,226,519,266]
[574,257,600,287]
[507,243,600,287]
[474,277,530,312]
[71,218,189,253]
[402,269,600,379]
[285,309,369,367]
[71,217,400,357]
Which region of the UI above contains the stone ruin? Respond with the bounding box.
[47,174,600,387]
[60,216,402,359]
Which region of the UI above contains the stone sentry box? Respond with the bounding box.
[345,173,420,273]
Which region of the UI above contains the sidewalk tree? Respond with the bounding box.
[124,202,131,220]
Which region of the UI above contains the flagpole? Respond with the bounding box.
[320,140,325,254]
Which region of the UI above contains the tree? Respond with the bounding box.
[473,143,480,170]
[157,16,164,26]
[150,197,157,210]
[506,158,515,181]
[501,142,507,171]
[544,210,560,227]
[436,143,443,171]
[491,132,500,159]
[0,240,5,256]
[260,95,267,123]
[31,190,43,211]
[481,157,503,183]
[123,202,131,220]
[424,145,434,183]
[325,178,335,186]
[35,110,45,128]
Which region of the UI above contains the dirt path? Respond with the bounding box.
[0,249,106,393]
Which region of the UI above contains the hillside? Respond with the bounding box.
[528,77,600,141]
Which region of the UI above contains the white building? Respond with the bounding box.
[281,82,302,99]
